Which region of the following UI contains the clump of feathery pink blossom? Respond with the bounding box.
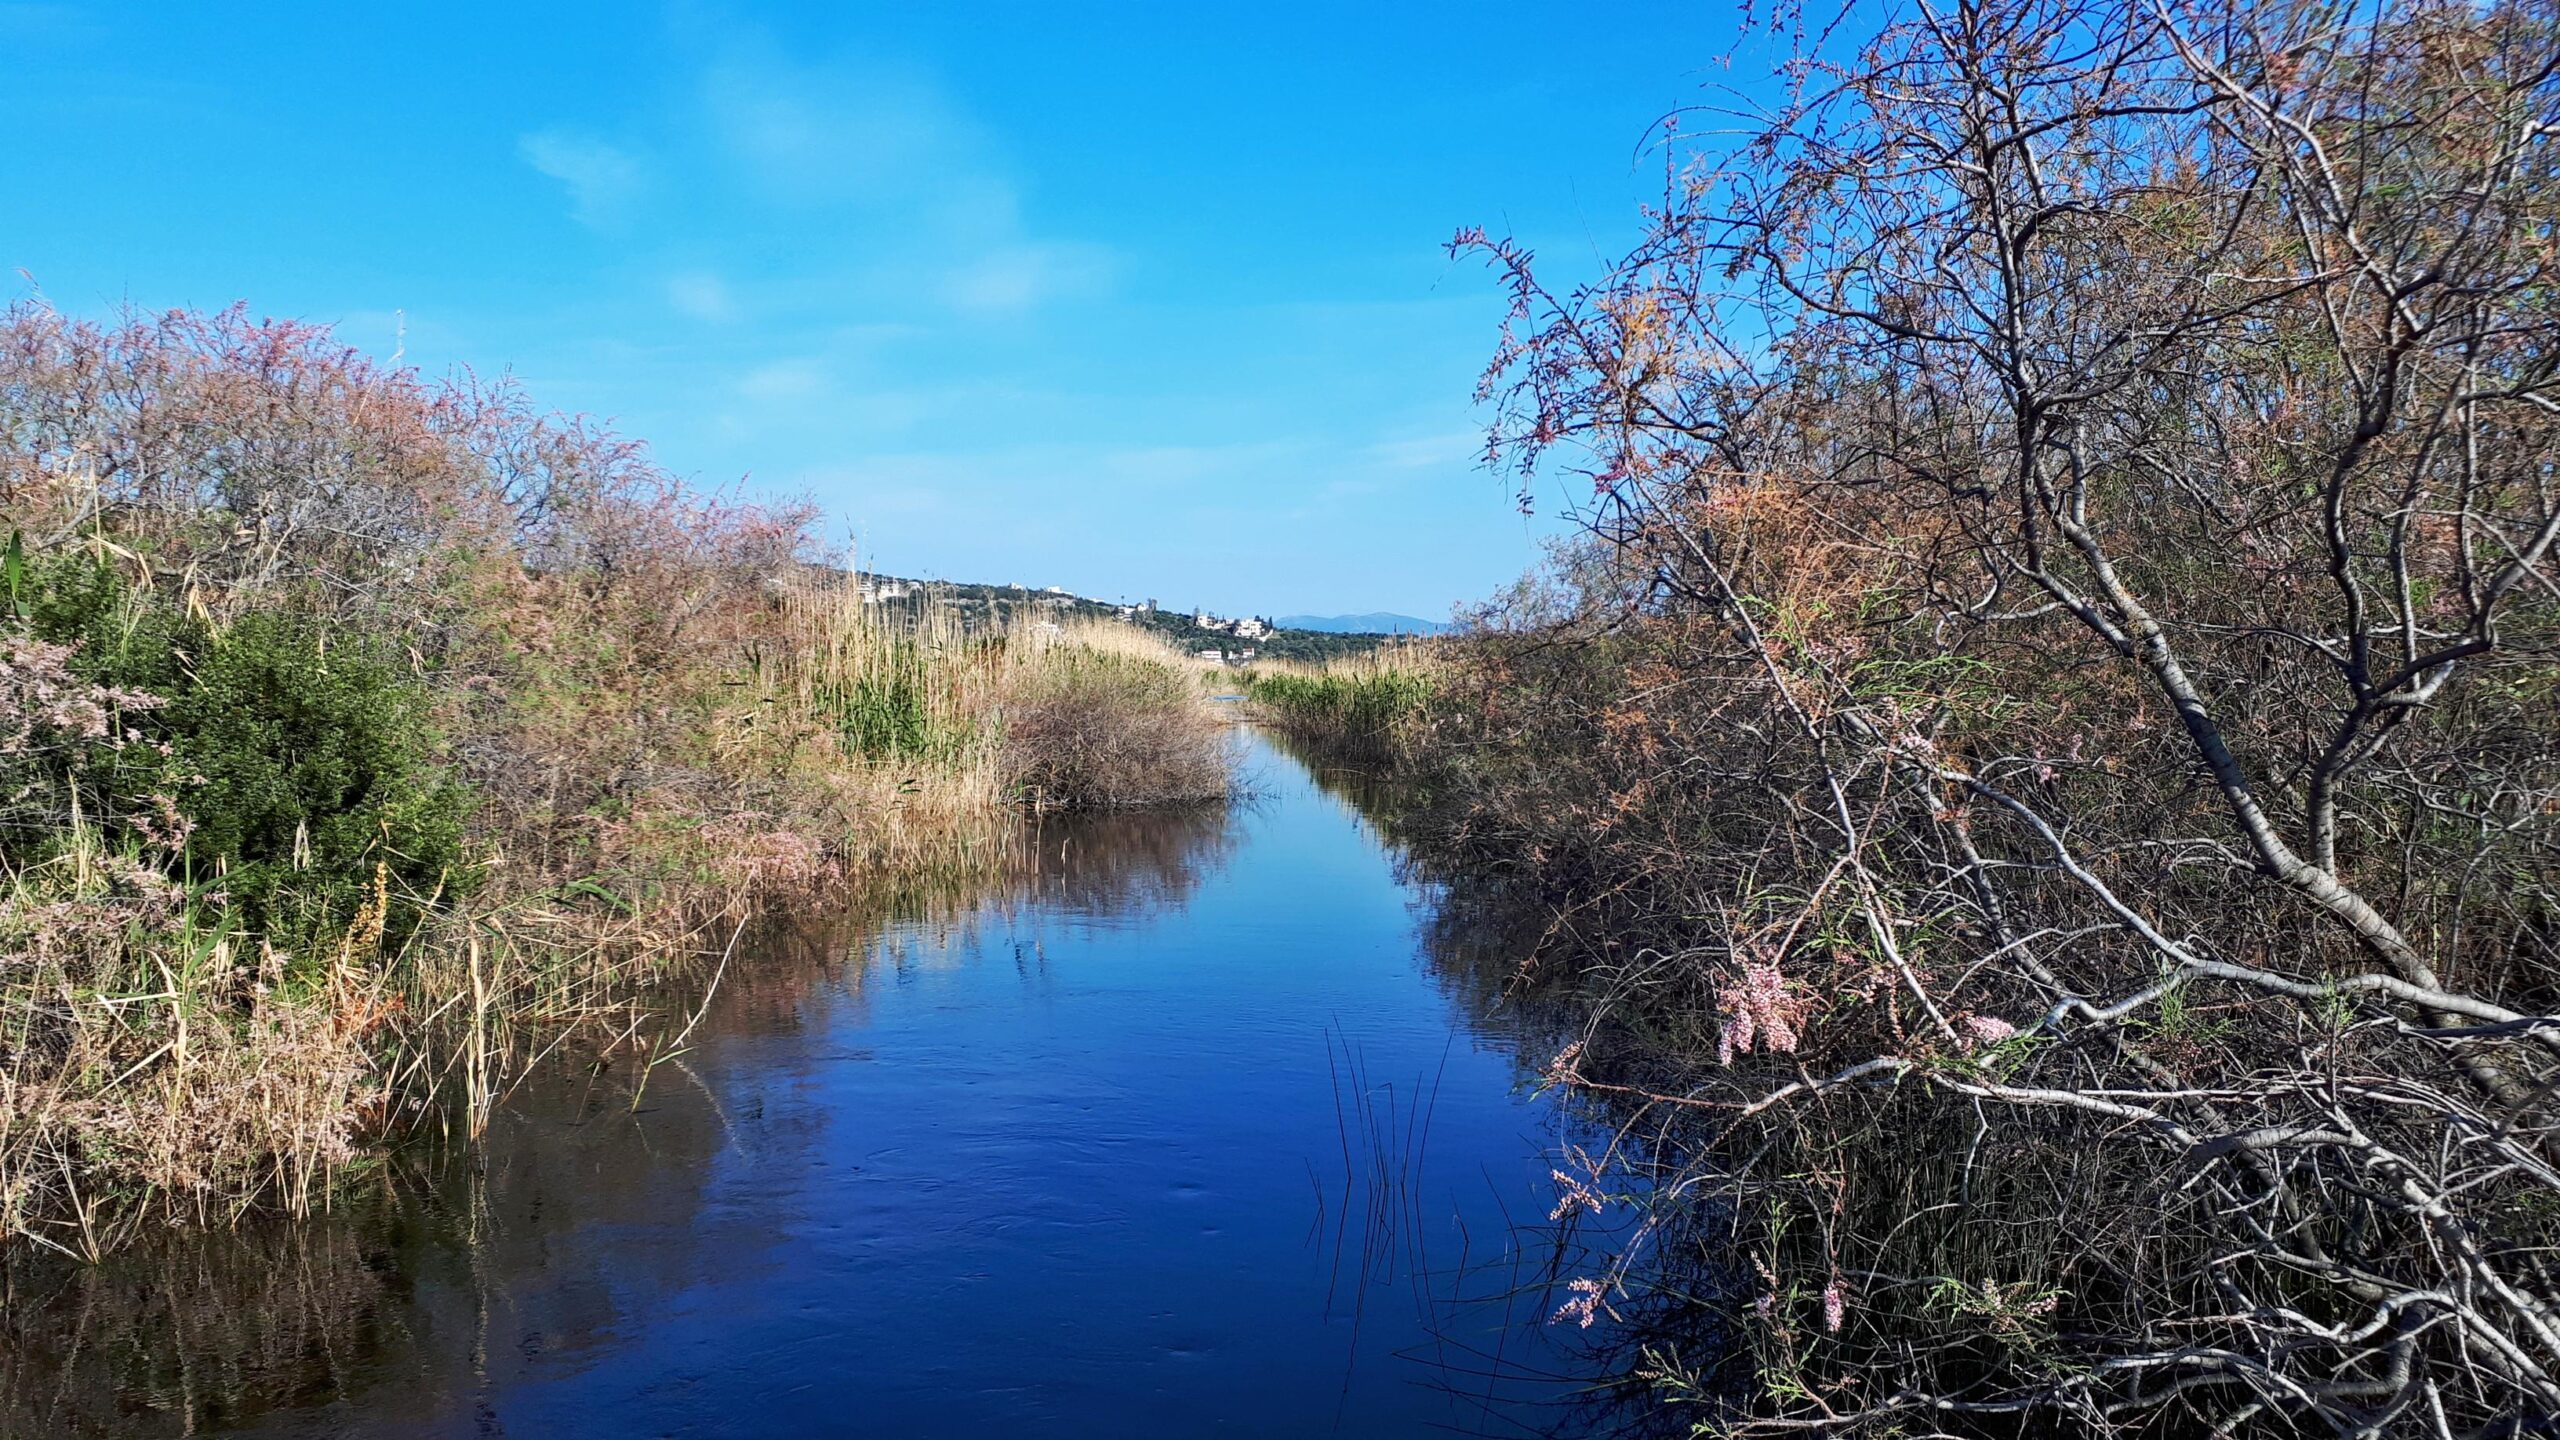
[1717,960,1813,1064]
[1,636,164,755]
[1549,1169,1607,1221]
[1959,1012,2018,1049]
[1548,1146,1608,1221]
[1540,1039,1586,1087]
[1553,1276,1606,1329]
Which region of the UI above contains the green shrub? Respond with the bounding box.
[7,554,473,952]
[172,609,474,949]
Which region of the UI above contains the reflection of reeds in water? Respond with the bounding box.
[0,1189,401,1436]
[1021,801,1244,918]
[854,801,1248,988]
[1314,1028,1450,1352]
[0,789,1256,1437]
[1282,730,1694,1437]
[1311,1023,1664,1439]
[0,958,798,1438]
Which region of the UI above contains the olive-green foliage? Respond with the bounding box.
[9,554,473,950]
[178,610,474,947]
[812,637,954,760]
[1242,669,1432,756]
[1129,611,1387,664]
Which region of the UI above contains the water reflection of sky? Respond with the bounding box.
[5,732,1636,1439]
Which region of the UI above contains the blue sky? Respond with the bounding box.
[0,2,1761,618]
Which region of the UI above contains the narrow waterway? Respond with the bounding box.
[3,731,1621,1437]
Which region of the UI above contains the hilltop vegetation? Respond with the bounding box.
[859,575,1414,663]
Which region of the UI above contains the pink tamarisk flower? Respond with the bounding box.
[1553,1277,1606,1329]
[1960,1013,2018,1048]
[1717,961,1811,1064]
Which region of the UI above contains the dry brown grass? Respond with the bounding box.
[0,843,388,1256]
[996,616,1234,811]
[0,299,1249,1256]
[0,569,1233,1255]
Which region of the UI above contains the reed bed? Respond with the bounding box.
[0,575,1232,1256]
[1238,645,1437,759]
[0,301,1233,1256]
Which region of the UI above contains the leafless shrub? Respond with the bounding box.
[998,635,1233,811]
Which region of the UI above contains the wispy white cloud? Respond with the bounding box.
[518,129,646,227]
[735,358,829,406]
[944,242,1115,316]
[666,270,736,323]
[1358,429,1481,473]
[701,48,992,217]
[690,39,1107,315]
[516,33,1108,319]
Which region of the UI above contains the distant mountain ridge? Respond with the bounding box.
[1276,612,1450,636]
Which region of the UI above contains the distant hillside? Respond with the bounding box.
[842,571,1396,661]
[1276,613,1449,636]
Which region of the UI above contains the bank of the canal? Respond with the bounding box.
[1,731,1630,1438]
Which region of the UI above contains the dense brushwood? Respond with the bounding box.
[1296,2,2560,1433]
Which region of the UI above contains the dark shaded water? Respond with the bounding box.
[2,732,1625,1437]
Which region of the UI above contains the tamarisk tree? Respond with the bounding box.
[1451,0,2560,1431]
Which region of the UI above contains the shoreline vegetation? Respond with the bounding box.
[0,300,1231,1257]
[11,0,2558,1432]
[1252,1,2560,1433]
[1238,647,1437,763]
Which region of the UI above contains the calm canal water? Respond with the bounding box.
[2,731,1622,1437]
